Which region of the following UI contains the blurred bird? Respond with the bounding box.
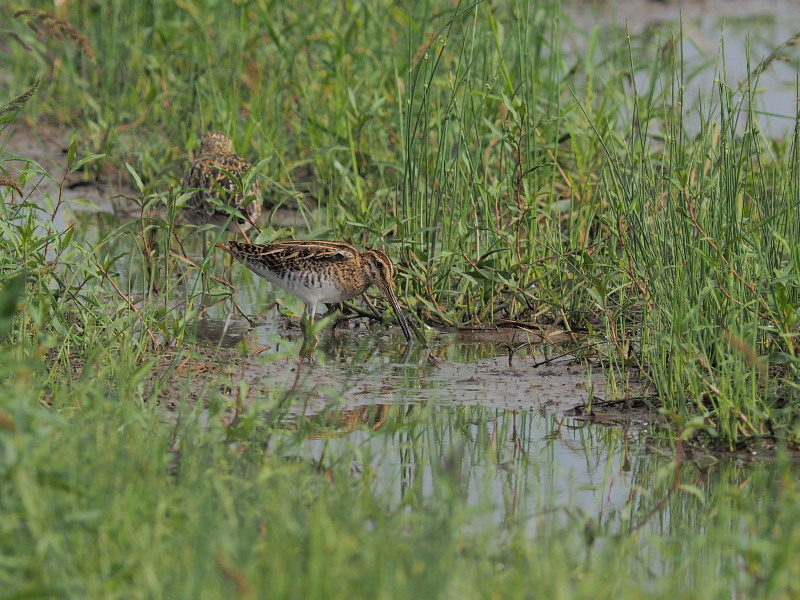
[181,131,262,234]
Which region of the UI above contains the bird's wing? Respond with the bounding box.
[262,241,357,264]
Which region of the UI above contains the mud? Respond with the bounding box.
[2,123,139,225]
[150,318,636,422]
[1,123,314,232]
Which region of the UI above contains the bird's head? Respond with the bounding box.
[364,249,397,289]
[363,249,412,342]
[199,131,233,154]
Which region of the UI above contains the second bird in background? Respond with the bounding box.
[181,131,262,234]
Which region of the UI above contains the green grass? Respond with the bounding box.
[3,0,800,596]
[3,348,800,598]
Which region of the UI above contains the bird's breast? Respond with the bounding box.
[243,260,369,304]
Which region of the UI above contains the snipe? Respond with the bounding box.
[215,240,412,342]
[181,131,262,233]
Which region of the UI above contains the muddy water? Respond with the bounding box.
[8,129,773,539]
[304,406,644,529]
[187,315,610,416]
[147,248,647,524]
[179,311,789,543]
[178,308,647,526]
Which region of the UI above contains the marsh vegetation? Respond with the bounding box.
[2,0,800,597]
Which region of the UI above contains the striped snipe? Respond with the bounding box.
[215,240,412,342]
[181,131,262,233]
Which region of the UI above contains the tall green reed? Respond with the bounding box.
[600,30,800,445]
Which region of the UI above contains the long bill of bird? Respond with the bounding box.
[365,249,413,343]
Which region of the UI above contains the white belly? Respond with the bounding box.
[244,260,352,309]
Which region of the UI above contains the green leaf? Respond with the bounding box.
[0,271,27,338]
[126,163,145,192]
[67,133,78,170]
[67,197,100,210]
[767,352,796,366]
[678,484,707,504]
[71,153,106,172]
[61,226,75,250]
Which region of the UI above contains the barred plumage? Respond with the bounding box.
[215,240,412,342]
[181,131,262,233]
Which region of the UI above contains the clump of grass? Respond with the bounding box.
[3,2,800,446]
[5,0,800,448]
[4,3,800,596]
[594,30,800,446]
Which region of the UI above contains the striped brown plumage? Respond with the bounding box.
[181,131,262,232]
[216,240,412,342]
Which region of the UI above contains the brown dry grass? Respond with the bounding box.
[14,10,96,63]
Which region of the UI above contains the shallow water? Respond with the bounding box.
[53,200,792,534]
[302,406,642,530]
[568,0,800,138]
[154,233,800,548]
[182,308,647,532]
[183,308,794,547]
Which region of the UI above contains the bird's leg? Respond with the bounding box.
[299,304,310,338]
[300,304,317,358]
[232,295,256,326]
[299,303,318,358]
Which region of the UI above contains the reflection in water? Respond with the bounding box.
[192,316,252,348]
[570,5,800,138]
[292,399,797,549]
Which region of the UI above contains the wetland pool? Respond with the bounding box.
[159,305,788,545]
[4,139,797,569]
[16,190,795,552]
